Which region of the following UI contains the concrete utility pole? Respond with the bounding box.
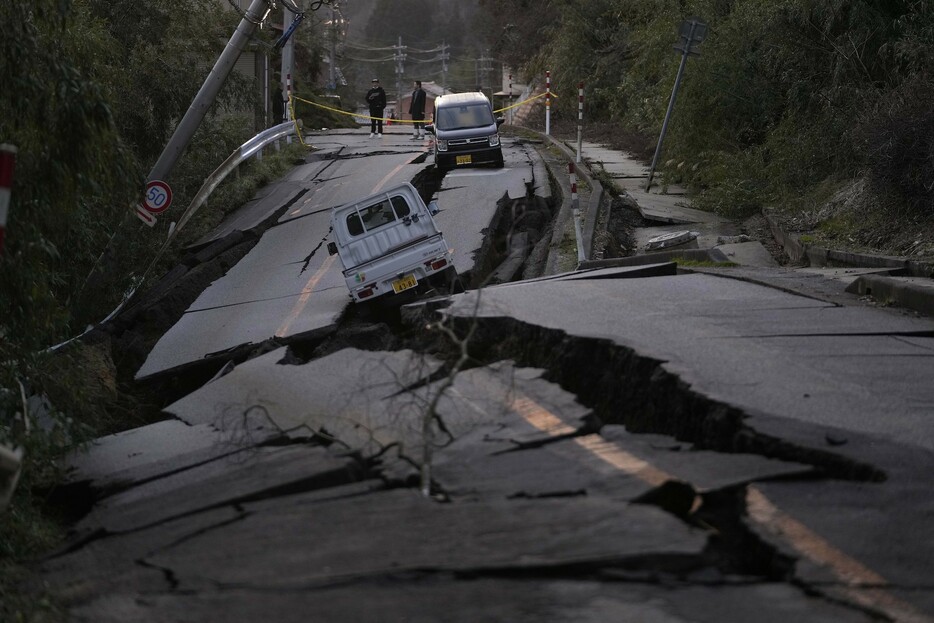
[282,5,295,146]
[148,0,271,188]
[136,0,273,225]
[328,4,337,90]
[645,16,707,191]
[440,41,450,94]
[394,36,406,113]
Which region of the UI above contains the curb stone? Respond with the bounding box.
[764,209,934,316]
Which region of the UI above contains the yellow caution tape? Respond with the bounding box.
[494,90,557,114]
[287,95,310,147]
[292,95,421,124]
[292,91,559,124]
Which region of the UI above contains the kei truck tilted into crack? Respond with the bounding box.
[327,182,460,303]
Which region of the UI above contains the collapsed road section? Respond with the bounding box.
[42,133,934,621]
[49,263,934,622]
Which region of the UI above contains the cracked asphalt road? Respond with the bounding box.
[48,128,934,622]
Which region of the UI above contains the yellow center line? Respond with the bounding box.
[275,254,337,338]
[508,391,930,621]
[510,396,671,487]
[372,160,409,195]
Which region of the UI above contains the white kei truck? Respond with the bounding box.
[327,182,458,303]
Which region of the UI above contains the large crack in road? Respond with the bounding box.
[48,143,927,622]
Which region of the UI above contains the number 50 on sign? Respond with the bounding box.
[144,180,173,214]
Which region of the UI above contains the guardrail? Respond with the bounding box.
[171,120,302,237]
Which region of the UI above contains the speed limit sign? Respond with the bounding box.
[144,180,173,214]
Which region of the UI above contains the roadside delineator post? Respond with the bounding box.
[286,72,293,144]
[0,144,16,256]
[509,73,513,125]
[576,82,584,164]
[545,70,551,135]
[569,162,585,263]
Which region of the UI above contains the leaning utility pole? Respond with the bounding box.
[440,41,450,94]
[328,4,336,89]
[645,17,707,191]
[394,36,406,113]
[136,0,273,225]
[282,5,295,144]
[148,0,271,193]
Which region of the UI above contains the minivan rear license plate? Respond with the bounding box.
[392,273,418,294]
[456,155,472,165]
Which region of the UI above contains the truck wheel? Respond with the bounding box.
[493,150,504,168]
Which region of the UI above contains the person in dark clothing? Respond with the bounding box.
[408,80,427,140]
[271,82,285,125]
[365,78,387,137]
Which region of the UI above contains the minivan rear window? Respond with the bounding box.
[437,103,495,131]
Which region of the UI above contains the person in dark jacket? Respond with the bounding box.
[408,80,426,140]
[271,82,285,125]
[365,78,387,137]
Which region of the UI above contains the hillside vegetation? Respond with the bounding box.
[483,0,934,257]
[0,2,342,615]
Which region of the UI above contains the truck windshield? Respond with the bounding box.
[436,103,495,131]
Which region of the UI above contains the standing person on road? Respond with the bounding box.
[271,81,285,125]
[409,80,426,140]
[366,78,387,137]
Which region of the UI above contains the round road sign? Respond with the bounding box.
[144,180,173,214]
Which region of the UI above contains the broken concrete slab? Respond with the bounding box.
[134,284,350,380]
[76,443,363,534]
[166,347,444,460]
[429,425,654,501]
[62,419,279,494]
[635,221,741,253]
[599,426,812,492]
[43,505,242,601]
[558,262,679,281]
[746,478,934,621]
[428,273,934,453]
[437,362,594,443]
[145,488,707,590]
[630,191,731,226]
[193,181,308,247]
[715,241,780,268]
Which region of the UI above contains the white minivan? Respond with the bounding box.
[425,92,505,172]
[327,183,457,303]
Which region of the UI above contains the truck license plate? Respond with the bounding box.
[392,273,418,294]
[456,154,472,165]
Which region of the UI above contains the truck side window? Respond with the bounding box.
[390,195,411,218]
[347,212,364,236]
